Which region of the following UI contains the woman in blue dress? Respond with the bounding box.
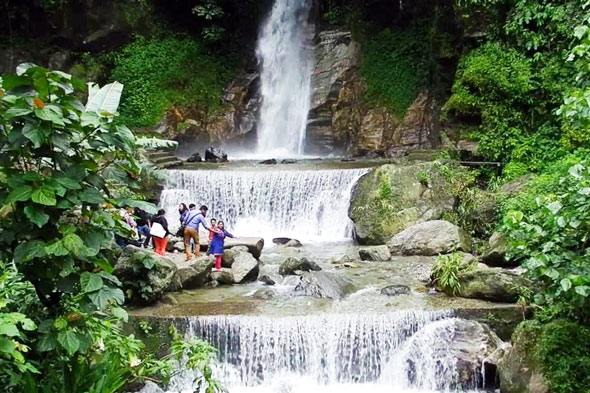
[210,220,234,271]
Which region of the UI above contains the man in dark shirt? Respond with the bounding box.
[134,207,151,248]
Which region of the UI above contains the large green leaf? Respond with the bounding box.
[79,189,104,204]
[62,233,84,253]
[24,205,50,227]
[5,185,33,204]
[45,240,69,257]
[85,82,123,114]
[14,240,46,263]
[88,286,125,309]
[22,123,44,148]
[80,272,104,293]
[0,323,20,337]
[57,330,80,355]
[4,106,33,119]
[31,186,56,206]
[34,105,65,126]
[0,337,16,353]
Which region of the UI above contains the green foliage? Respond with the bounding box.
[528,320,590,393]
[443,42,536,162]
[502,155,590,323]
[110,35,232,128]
[361,28,435,116]
[431,251,476,295]
[0,65,220,391]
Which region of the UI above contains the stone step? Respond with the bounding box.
[147,151,175,159]
[158,159,183,169]
[152,155,180,165]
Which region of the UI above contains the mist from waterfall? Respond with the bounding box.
[255,0,314,157]
[159,168,368,242]
[164,311,487,392]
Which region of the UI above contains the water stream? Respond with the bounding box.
[165,311,486,393]
[159,168,368,242]
[256,0,314,157]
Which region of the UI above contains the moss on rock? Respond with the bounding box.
[348,162,457,244]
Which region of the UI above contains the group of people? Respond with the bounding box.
[117,207,171,256]
[178,203,234,271]
[117,203,234,271]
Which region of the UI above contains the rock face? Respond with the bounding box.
[305,30,440,155]
[498,322,549,393]
[186,152,202,163]
[114,245,177,305]
[349,163,457,245]
[172,256,214,289]
[359,245,391,261]
[279,257,322,276]
[231,251,260,283]
[387,220,472,256]
[457,268,529,303]
[273,237,302,247]
[294,271,355,300]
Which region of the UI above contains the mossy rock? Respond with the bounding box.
[348,162,457,244]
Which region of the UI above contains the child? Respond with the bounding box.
[207,218,217,255]
[210,220,234,271]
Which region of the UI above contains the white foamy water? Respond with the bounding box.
[256,0,314,157]
[164,311,487,393]
[159,168,367,242]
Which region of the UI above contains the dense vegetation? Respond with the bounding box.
[110,35,232,128]
[0,65,221,392]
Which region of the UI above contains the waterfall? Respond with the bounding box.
[164,311,486,392]
[159,168,367,242]
[255,0,314,157]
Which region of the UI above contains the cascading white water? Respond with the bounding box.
[164,311,486,393]
[159,168,367,242]
[255,0,314,156]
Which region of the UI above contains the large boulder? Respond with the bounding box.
[482,232,518,268]
[211,268,234,285]
[359,245,391,261]
[114,246,177,305]
[279,257,322,276]
[498,322,548,393]
[457,268,530,303]
[349,163,457,245]
[231,251,260,283]
[387,220,472,256]
[222,246,249,268]
[294,271,355,300]
[172,255,214,289]
[396,319,508,390]
[204,146,228,163]
[201,237,264,259]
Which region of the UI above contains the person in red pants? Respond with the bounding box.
[209,221,234,271]
[151,209,170,256]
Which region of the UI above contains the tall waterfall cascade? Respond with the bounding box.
[165,311,486,392]
[159,168,368,242]
[256,0,314,157]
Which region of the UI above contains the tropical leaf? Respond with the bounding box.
[85,82,123,114]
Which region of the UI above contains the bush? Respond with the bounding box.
[110,35,232,127]
[536,320,590,393]
[501,153,590,323]
[430,252,476,295]
[0,65,221,391]
[361,28,434,117]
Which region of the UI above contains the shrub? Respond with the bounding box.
[502,154,590,323]
[361,28,435,117]
[431,252,476,295]
[110,35,232,127]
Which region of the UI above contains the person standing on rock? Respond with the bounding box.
[134,207,152,249]
[151,209,170,256]
[206,218,217,255]
[183,204,210,260]
[210,220,234,271]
